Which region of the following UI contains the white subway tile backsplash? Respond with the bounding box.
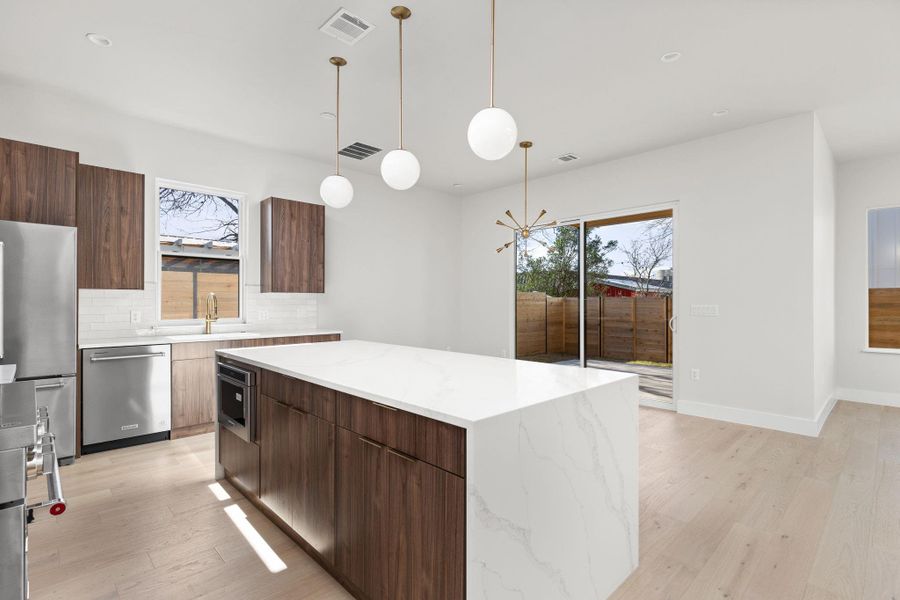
[78,283,319,343]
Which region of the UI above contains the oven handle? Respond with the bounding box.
[27,442,66,516]
[90,352,167,362]
[35,381,66,391]
[218,373,251,390]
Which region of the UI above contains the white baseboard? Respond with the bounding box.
[835,387,900,408]
[677,399,828,437]
[813,393,838,436]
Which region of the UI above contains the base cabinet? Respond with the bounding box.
[336,427,464,600]
[234,366,464,600]
[258,394,336,563]
[219,425,259,497]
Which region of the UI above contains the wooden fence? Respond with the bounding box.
[517,292,672,363]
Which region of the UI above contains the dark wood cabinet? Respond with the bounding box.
[336,428,388,599]
[336,427,465,600]
[259,394,336,563]
[289,406,336,564]
[234,364,464,600]
[0,137,77,226]
[260,197,325,293]
[219,424,259,497]
[76,163,144,289]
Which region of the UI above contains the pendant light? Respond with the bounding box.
[381,6,421,191]
[467,0,518,161]
[496,141,556,253]
[320,57,354,209]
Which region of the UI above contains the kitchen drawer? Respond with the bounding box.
[416,415,466,478]
[336,393,418,458]
[337,393,466,477]
[260,370,335,423]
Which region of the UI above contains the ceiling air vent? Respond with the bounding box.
[555,153,580,164]
[319,8,375,45]
[339,142,382,160]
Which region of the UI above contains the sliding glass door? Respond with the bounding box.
[514,224,580,366]
[513,208,677,409]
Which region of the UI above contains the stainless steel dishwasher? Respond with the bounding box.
[82,344,172,453]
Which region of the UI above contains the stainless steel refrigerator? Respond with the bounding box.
[0,220,77,463]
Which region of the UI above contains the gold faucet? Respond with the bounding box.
[204,292,218,334]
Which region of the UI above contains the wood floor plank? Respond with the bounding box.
[677,522,772,600]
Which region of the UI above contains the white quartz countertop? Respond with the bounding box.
[78,329,342,350]
[217,340,636,427]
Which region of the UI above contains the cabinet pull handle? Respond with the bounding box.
[371,401,397,412]
[359,436,383,449]
[387,448,416,463]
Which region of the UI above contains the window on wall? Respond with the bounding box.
[158,182,243,321]
[869,207,900,349]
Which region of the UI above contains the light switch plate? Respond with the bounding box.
[690,368,701,381]
[690,304,720,317]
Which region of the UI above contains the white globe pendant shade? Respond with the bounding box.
[467,107,518,161]
[320,174,354,209]
[380,149,421,191]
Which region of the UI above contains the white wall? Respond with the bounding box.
[458,114,827,434]
[836,152,900,407]
[0,78,460,348]
[812,117,837,418]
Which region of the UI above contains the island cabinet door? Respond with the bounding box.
[336,427,465,600]
[288,407,336,565]
[259,395,291,524]
[336,428,389,600]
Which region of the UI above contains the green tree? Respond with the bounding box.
[516,226,618,297]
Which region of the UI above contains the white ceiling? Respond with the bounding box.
[1,0,899,194]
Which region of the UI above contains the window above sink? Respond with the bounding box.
[157,179,246,324]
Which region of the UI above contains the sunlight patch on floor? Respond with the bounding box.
[224,504,287,573]
[208,482,231,501]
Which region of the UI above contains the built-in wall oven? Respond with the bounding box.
[217,361,256,442]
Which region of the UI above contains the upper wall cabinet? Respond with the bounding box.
[0,137,77,227]
[77,163,145,290]
[260,197,324,293]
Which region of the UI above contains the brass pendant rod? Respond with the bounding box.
[398,16,404,149]
[523,142,528,226]
[336,62,341,175]
[489,0,496,107]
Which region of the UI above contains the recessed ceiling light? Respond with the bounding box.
[319,111,336,120]
[85,33,112,48]
[660,51,681,63]
[712,109,730,117]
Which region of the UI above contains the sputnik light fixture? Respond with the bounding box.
[380,6,421,191]
[468,0,518,161]
[320,57,354,208]
[496,141,556,253]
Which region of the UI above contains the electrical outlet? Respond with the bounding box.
[690,368,701,381]
[130,310,141,324]
[690,304,720,317]
[259,310,269,321]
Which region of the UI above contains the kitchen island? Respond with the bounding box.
[215,340,639,600]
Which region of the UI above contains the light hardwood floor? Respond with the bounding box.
[27,400,900,600]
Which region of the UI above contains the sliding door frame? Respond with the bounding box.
[576,201,680,410]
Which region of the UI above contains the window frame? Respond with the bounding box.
[155,178,247,325]
[865,205,900,352]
